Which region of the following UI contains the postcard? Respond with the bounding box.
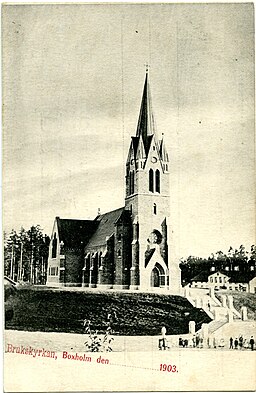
[2,3,255,392]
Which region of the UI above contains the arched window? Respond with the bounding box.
[127,173,130,196]
[155,169,160,193]
[85,253,90,270]
[149,169,154,192]
[153,203,157,215]
[129,171,134,194]
[52,233,57,259]
[98,252,102,268]
[118,249,121,257]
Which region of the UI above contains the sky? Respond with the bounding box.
[2,3,255,259]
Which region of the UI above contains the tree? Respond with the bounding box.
[179,245,255,284]
[4,226,50,284]
[4,229,19,280]
[248,245,256,271]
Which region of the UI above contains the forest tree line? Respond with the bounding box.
[179,245,256,285]
[4,226,50,285]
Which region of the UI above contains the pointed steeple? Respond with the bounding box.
[159,133,169,162]
[136,71,156,153]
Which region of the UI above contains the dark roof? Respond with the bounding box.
[56,218,97,249]
[191,270,256,284]
[228,271,256,284]
[191,272,209,282]
[207,270,256,284]
[85,207,124,249]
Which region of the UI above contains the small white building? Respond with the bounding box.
[190,271,255,292]
[208,271,230,289]
[249,276,256,293]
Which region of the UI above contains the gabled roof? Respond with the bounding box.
[85,207,124,249]
[208,270,229,278]
[56,218,97,249]
[131,135,154,162]
[228,271,256,284]
[191,272,209,282]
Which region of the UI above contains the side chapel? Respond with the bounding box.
[46,72,181,292]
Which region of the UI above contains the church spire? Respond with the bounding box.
[136,71,156,152]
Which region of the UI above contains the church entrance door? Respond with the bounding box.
[150,263,165,288]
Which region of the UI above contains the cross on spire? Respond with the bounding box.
[144,62,150,73]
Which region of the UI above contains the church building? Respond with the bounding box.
[46,72,181,292]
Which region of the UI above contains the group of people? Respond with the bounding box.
[229,335,254,351]
[179,337,189,347]
[83,320,255,352]
[179,334,205,348]
[159,326,255,351]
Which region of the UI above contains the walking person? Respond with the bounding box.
[249,336,254,351]
[196,334,200,348]
[243,338,248,349]
[239,335,243,350]
[229,337,233,349]
[158,326,167,350]
[234,338,238,349]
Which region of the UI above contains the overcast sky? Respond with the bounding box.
[2,3,255,259]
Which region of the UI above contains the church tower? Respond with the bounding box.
[125,71,179,291]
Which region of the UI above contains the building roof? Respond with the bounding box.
[208,270,229,278]
[56,218,97,249]
[191,272,209,283]
[85,207,124,249]
[228,271,256,284]
[191,270,256,284]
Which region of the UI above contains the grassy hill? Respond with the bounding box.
[5,287,211,335]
